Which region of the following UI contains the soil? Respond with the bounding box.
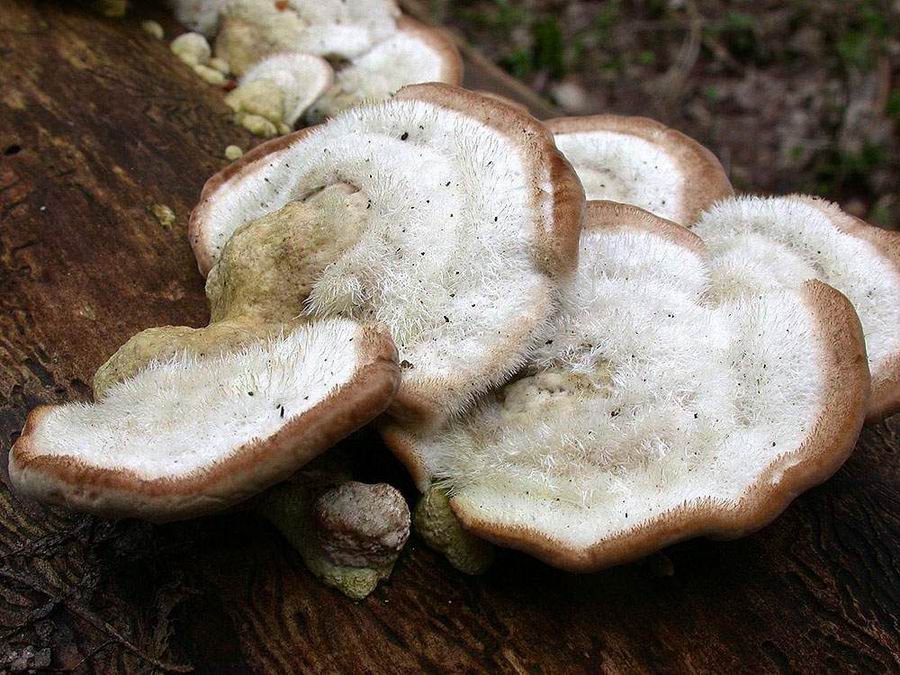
[421,0,900,228]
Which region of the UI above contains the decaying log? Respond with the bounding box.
[0,1,897,672]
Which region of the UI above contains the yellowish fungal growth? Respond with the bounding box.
[214,0,306,76]
[193,63,226,85]
[149,203,176,227]
[208,57,230,75]
[170,32,211,67]
[92,321,282,397]
[206,185,368,323]
[225,79,285,127]
[225,79,299,137]
[95,185,370,395]
[224,144,243,160]
[413,486,494,575]
[141,20,164,40]
[238,115,280,138]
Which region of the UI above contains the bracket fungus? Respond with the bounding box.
[693,195,900,420]
[209,0,460,121]
[547,115,733,225]
[211,0,402,68]
[190,83,584,426]
[9,191,400,522]
[226,53,333,135]
[259,470,410,599]
[306,17,462,122]
[214,0,310,76]
[286,0,401,60]
[385,201,869,571]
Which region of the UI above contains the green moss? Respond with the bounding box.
[532,17,565,78]
[84,0,126,17]
[887,90,900,120]
[707,11,759,62]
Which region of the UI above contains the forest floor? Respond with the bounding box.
[418,0,900,229]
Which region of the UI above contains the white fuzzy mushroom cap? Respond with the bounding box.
[693,194,900,419]
[287,0,400,59]
[240,53,334,126]
[547,115,733,225]
[385,201,869,570]
[190,84,584,422]
[307,17,462,122]
[170,0,227,36]
[9,319,399,522]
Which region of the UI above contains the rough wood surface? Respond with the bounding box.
[0,2,898,673]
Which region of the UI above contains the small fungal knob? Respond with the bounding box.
[225,79,287,132]
[313,482,411,568]
[414,485,494,575]
[171,32,211,67]
[259,475,411,600]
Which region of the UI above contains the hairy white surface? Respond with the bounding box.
[170,0,226,35]
[240,53,333,126]
[287,0,400,59]
[198,96,557,415]
[308,26,452,121]
[421,225,825,549]
[553,131,684,222]
[22,319,361,480]
[694,195,900,390]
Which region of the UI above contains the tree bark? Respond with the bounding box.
[0,2,897,673]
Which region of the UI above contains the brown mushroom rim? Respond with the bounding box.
[442,203,869,571]
[378,420,433,493]
[9,325,400,523]
[472,90,530,115]
[584,200,708,257]
[397,83,585,278]
[189,125,322,277]
[546,114,734,224]
[793,195,900,421]
[382,201,705,490]
[192,85,584,280]
[451,280,869,572]
[396,16,463,86]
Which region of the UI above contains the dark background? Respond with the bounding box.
[415,0,900,230]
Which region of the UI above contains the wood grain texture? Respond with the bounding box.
[0,2,898,673]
